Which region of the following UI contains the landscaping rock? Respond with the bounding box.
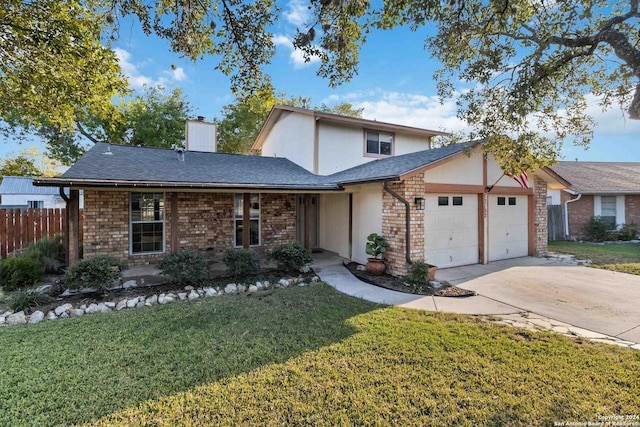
[104,302,116,309]
[311,276,319,283]
[122,280,137,289]
[145,295,158,306]
[225,283,237,294]
[28,311,45,324]
[135,301,144,309]
[188,291,199,300]
[237,284,247,293]
[54,304,72,316]
[0,316,4,325]
[36,284,53,294]
[164,295,175,303]
[126,298,138,308]
[59,312,69,318]
[184,285,194,291]
[115,300,127,311]
[96,303,111,313]
[255,282,263,290]
[85,304,98,314]
[248,285,258,293]
[278,279,290,287]
[204,287,217,297]
[300,265,311,273]
[46,311,57,320]
[158,294,166,304]
[178,292,187,300]
[298,281,308,287]
[80,304,87,311]
[69,309,84,317]
[7,311,27,326]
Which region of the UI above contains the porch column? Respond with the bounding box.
[66,189,80,265]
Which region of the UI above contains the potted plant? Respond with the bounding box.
[365,233,387,275]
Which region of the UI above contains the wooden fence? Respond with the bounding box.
[0,208,83,258]
[547,204,566,241]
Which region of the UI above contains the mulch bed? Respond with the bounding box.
[344,262,476,297]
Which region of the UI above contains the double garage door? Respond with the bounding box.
[424,194,528,268]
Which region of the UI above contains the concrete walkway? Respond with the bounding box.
[311,253,640,350]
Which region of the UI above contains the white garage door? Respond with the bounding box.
[424,195,478,268]
[488,195,529,261]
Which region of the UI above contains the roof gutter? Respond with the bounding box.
[383,181,412,266]
[58,186,69,203]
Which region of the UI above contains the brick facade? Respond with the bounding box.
[625,195,640,225]
[533,175,548,256]
[382,174,425,276]
[82,190,298,266]
[561,192,594,239]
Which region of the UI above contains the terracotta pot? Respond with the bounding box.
[366,258,386,276]
[427,265,437,280]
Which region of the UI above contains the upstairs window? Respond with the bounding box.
[365,131,393,156]
[28,200,44,209]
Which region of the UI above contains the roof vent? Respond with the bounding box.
[175,147,185,162]
[103,146,113,156]
[197,115,206,122]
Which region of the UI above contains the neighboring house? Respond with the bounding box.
[548,162,640,239]
[34,106,567,275]
[0,176,84,209]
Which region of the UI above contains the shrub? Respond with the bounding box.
[584,216,611,242]
[158,251,208,286]
[25,235,66,273]
[0,256,44,291]
[222,249,261,277]
[268,243,312,274]
[64,256,128,293]
[615,223,639,241]
[409,261,431,284]
[8,289,53,313]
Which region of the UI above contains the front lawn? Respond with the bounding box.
[1,284,639,426]
[548,241,640,275]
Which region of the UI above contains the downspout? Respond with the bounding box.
[383,181,412,265]
[564,191,582,239]
[59,186,69,203]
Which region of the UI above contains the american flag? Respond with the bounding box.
[506,171,529,189]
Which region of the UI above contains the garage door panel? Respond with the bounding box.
[488,195,528,262]
[425,194,478,268]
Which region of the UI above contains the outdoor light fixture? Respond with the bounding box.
[415,197,425,210]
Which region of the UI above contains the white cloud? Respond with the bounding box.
[273,34,321,69]
[324,90,468,134]
[114,47,188,89]
[284,0,312,27]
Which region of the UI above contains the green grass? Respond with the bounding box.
[548,241,640,275]
[1,284,639,426]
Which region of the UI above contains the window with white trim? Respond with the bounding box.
[600,196,617,230]
[28,200,44,209]
[234,193,260,247]
[130,192,164,254]
[365,131,393,156]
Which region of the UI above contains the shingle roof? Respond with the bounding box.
[47,143,338,190]
[34,142,473,190]
[0,176,62,196]
[550,162,640,194]
[327,143,471,185]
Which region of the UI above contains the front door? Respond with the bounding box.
[296,194,318,249]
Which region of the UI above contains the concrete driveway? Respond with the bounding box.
[437,257,640,343]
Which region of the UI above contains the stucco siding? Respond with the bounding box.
[350,184,383,265]
[423,150,483,185]
[318,193,350,258]
[260,112,315,172]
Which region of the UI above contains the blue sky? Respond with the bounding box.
[2,0,639,163]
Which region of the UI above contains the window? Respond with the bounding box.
[452,196,463,206]
[508,197,516,206]
[438,196,449,206]
[365,131,393,156]
[130,192,164,254]
[600,196,617,230]
[497,197,506,206]
[235,193,260,247]
[27,200,44,209]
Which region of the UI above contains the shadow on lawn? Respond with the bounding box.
[0,284,379,427]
